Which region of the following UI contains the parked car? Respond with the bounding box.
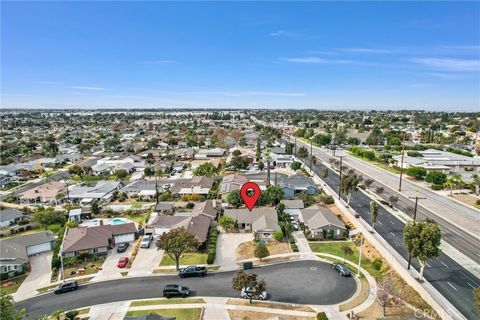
[163,284,190,298]
[332,262,351,277]
[179,265,207,278]
[240,287,267,300]
[117,257,129,268]
[140,233,153,248]
[117,243,129,253]
[54,280,78,294]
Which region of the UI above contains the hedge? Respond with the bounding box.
[207,229,218,264]
[431,184,444,191]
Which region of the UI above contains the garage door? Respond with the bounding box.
[26,242,52,255]
[115,233,135,244]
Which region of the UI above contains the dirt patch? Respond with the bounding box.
[451,193,480,208]
[227,299,315,312]
[228,310,314,320]
[236,241,292,261]
[357,301,424,320]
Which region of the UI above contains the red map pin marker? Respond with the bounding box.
[240,182,261,211]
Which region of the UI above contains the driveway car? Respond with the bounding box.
[332,262,351,277]
[54,280,78,294]
[117,257,129,268]
[117,243,129,253]
[162,284,190,298]
[241,287,267,300]
[140,233,153,248]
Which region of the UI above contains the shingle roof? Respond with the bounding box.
[224,207,280,231]
[0,208,24,223]
[192,201,217,219]
[300,206,346,230]
[219,174,248,194]
[280,200,305,209]
[0,231,56,263]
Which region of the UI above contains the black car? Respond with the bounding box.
[163,284,190,298]
[332,262,352,277]
[178,266,207,278]
[117,243,129,253]
[54,280,79,294]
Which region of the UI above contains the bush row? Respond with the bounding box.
[349,146,376,161]
[206,229,218,264]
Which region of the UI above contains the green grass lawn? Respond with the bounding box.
[125,308,202,320]
[63,258,105,279]
[348,152,401,174]
[309,241,384,277]
[0,274,28,295]
[159,253,208,266]
[1,228,43,239]
[130,298,205,307]
[123,214,147,224]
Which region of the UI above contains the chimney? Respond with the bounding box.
[100,219,104,226]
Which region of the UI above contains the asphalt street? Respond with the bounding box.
[292,140,479,320]
[16,260,357,318]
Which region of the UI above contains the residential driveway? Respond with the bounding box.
[14,252,52,302]
[214,232,253,270]
[128,245,164,277]
[93,245,133,282]
[292,231,317,260]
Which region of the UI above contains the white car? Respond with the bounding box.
[140,234,153,248]
[241,287,267,300]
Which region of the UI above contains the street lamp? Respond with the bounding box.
[407,190,426,270]
[338,156,344,200]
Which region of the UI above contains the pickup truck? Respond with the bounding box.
[178,265,207,278]
[140,233,153,248]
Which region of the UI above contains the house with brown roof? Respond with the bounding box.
[299,206,347,240]
[148,213,214,244]
[19,181,66,205]
[191,200,218,220]
[218,174,248,200]
[224,207,281,241]
[62,222,137,257]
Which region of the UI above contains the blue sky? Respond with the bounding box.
[1,1,479,110]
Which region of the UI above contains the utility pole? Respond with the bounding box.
[338,156,343,200]
[59,227,68,283]
[155,171,159,204]
[357,234,364,276]
[294,136,297,157]
[398,134,406,191]
[406,191,426,270]
[309,139,313,170]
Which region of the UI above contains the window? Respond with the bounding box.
[336,229,340,235]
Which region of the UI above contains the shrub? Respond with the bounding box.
[290,244,298,252]
[186,202,195,209]
[372,258,383,271]
[317,312,329,320]
[273,231,284,241]
[207,229,218,264]
[323,195,334,205]
[425,171,447,185]
[476,199,480,206]
[431,184,444,191]
[406,166,427,180]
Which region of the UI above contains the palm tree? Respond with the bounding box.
[264,148,272,186]
[444,174,463,196]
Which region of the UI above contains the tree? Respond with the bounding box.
[290,161,302,170]
[193,162,219,177]
[264,149,272,185]
[0,294,26,320]
[90,199,101,216]
[273,230,284,241]
[219,215,236,231]
[144,167,154,176]
[297,146,308,159]
[366,126,384,145]
[405,166,427,180]
[232,149,242,156]
[65,310,79,320]
[257,160,264,171]
[364,178,374,188]
[263,185,283,206]
[254,242,270,260]
[425,171,447,185]
[232,271,267,303]
[403,220,442,281]
[33,207,66,228]
[156,227,199,271]
[321,167,329,178]
[341,245,353,263]
[370,201,378,230]
[444,174,464,196]
[68,165,85,182]
[230,156,250,170]
[313,134,332,146]
[389,195,398,207]
[376,276,404,317]
[114,170,129,181]
[227,189,243,208]
[340,172,362,204]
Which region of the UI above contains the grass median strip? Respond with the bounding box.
[153,265,220,274]
[159,253,207,266]
[226,299,315,312]
[125,308,202,320]
[130,298,205,307]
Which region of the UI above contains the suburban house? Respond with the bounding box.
[148,214,212,244]
[218,174,248,200]
[191,200,218,220]
[299,206,347,240]
[194,148,226,159]
[0,231,56,279]
[121,179,161,200]
[18,181,67,204]
[68,181,121,204]
[393,149,480,173]
[0,208,25,227]
[280,199,305,220]
[170,176,215,196]
[62,222,138,257]
[91,156,146,175]
[153,202,174,215]
[224,207,281,241]
[276,174,318,198]
[68,207,91,223]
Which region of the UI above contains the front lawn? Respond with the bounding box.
[0,274,28,295]
[236,240,291,261]
[309,241,384,277]
[63,257,106,279]
[125,308,202,320]
[130,298,205,307]
[159,253,207,266]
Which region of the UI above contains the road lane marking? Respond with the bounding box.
[389,232,395,238]
[440,261,449,268]
[425,262,431,268]
[447,282,457,291]
[377,221,383,225]
[390,220,395,225]
[467,282,475,289]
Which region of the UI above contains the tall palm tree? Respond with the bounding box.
[444,174,463,196]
